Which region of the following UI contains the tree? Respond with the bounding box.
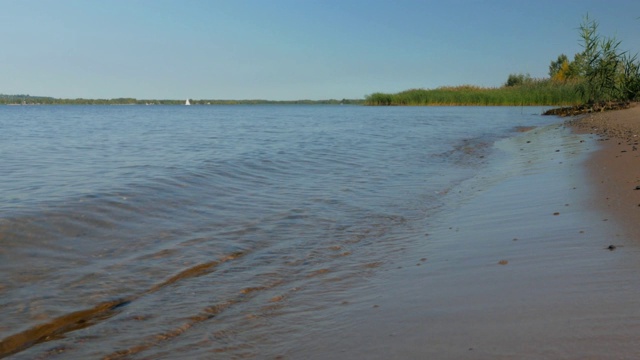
[505,73,532,87]
[549,54,569,78]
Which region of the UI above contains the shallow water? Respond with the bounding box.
[0,105,561,359]
[290,123,640,360]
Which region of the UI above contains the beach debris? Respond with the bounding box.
[553,212,560,216]
[498,260,509,265]
[634,186,640,190]
[606,245,618,251]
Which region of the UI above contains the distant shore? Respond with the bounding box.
[0,96,364,106]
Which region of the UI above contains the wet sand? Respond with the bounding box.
[288,115,640,359]
[569,103,640,239]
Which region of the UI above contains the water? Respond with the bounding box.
[0,105,561,359]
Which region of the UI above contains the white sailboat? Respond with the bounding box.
[185,99,191,106]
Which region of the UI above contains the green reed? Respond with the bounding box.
[365,81,583,106]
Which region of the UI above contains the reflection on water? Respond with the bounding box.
[0,105,559,358]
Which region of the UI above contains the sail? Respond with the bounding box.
[185,99,191,106]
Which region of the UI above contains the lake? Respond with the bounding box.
[0,105,564,358]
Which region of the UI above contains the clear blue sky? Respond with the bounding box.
[2,0,640,100]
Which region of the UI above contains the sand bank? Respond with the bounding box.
[568,104,640,239]
[288,120,640,359]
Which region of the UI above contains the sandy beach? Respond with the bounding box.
[287,108,640,359]
[569,104,640,239]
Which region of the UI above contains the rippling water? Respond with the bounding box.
[0,105,560,359]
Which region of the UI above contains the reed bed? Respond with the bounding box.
[365,81,583,106]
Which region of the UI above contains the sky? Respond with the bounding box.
[2,0,640,100]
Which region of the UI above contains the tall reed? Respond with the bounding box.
[365,81,583,106]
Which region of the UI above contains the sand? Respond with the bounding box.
[287,111,640,359]
[568,104,640,239]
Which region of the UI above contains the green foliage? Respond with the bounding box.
[573,14,640,103]
[365,81,582,106]
[549,54,581,81]
[549,54,569,78]
[619,53,640,101]
[505,73,533,87]
[364,92,394,106]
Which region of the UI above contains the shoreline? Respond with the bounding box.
[568,104,640,239]
[289,115,640,359]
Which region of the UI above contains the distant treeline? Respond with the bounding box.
[0,94,364,106]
